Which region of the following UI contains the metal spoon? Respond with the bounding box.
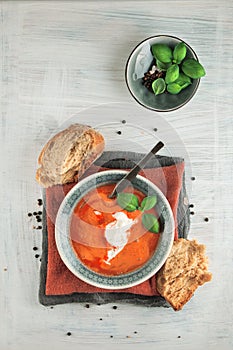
[108,141,164,198]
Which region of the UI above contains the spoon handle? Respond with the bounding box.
[109,141,164,198]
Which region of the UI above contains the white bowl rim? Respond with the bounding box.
[55,169,175,289]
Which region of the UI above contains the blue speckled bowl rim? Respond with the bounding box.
[125,34,200,112]
[55,170,175,289]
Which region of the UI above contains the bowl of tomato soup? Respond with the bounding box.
[55,170,174,289]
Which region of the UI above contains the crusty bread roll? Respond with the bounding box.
[36,124,105,187]
[157,238,212,311]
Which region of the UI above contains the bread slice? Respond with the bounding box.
[36,124,105,187]
[157,238,212,311]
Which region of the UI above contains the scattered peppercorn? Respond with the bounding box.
[67,332,72,336]
[37,226,42,230]
[28,213,32,217]
[37,218,42,222]
[121,120,126,124]
[38,211,42,215]
[190,211,195,215]
[191,176,196,181]
[112,305,117,310]
[33,212,37,216]
[204,217,209,222]
[116,131,122,135]
[35,254,40,258]
[37,199,43,206]
[189,204,194,208]
[153,128,158,132]
[85,304,90,308]
[33,247,38,251]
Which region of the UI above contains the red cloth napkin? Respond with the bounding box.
[45,162,184,296]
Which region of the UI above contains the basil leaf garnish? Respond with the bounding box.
[142,213,160,233]
[139,196,157,211]
[117,193,139,212]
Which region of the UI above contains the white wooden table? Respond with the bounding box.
[1,1,232,349]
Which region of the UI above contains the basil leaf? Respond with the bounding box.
[175,72,192,87]
[165,64,179,84]
[180,82,191,90]
[139,196,157,211]
[167,82,182,95]
[151,43,172,63]
[182,58,206,79]
[173,42,187,64]
[142,213,160,233]
[117,193,139,212]
[156,59,172,71]
[152,78,166,95]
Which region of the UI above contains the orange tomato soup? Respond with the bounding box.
[70,184,160,276]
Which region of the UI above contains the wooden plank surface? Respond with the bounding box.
[1,1,232,349]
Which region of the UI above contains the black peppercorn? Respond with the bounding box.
[142,70,165,92]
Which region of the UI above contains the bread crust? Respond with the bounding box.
[37,124,90,166]
[157,238,212,311]
[36,124,105,187]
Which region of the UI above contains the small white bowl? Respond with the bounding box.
[55,170,174,289]
[125,34,200,112]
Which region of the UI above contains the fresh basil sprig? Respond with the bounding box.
[150,41,206,96]
[116,193,160,233]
